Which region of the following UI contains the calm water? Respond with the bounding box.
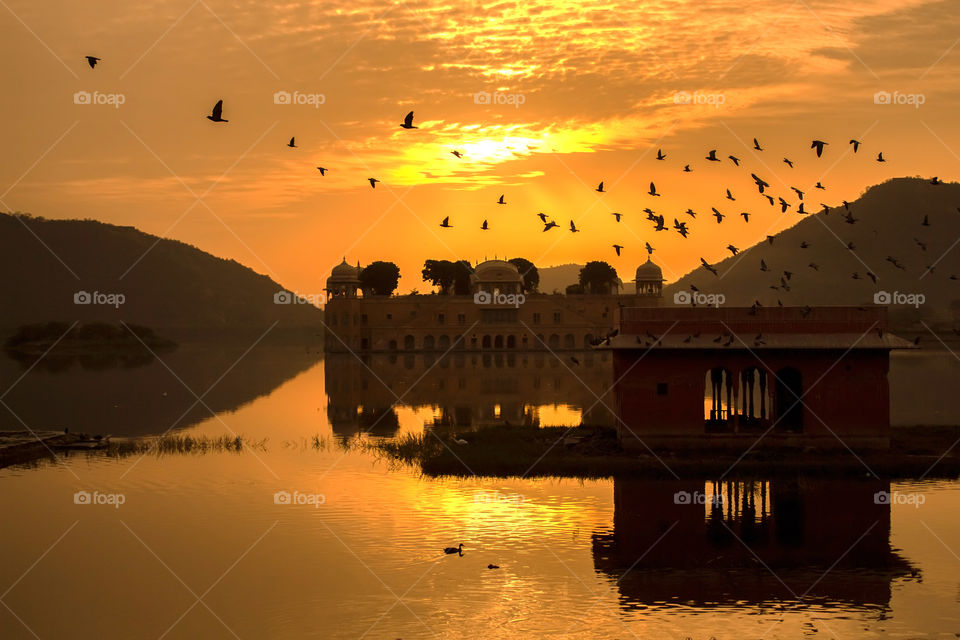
[2,348,960,639]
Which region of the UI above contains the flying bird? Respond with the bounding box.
[611,212,622,222]
[778,197,790,213]
[645,242,654,255]
[811,140,828,157]
[368,178,380,188]
[727,244,739,256]
[440,216,452,228]
[877,152,886,162]
[480,220,488,230]
[706,149,720,162]
[728,155,740,166]
[497,194,506,205]
[712,208,724,223]
[569,220,579,232]
[85,56,100,69]
[753,138,763,151]
[850,139,861,153]
[791,187,804,200]
[685,208,696,218]
[612,244,623,256]
[783,158,794,168]
[766,235,775,245]
[596,181,605,193]
[316,167,327,176]
[656,149,666,160]
[648,182,660,196]
[700,258,718,275]
[751,173,769,193]
[725,189,735,201]
[815,182,825,190]
[451,150,463,158]
[400,111,417,129]
[740,212,751,222]
[206,99,228,122]
[797,202,807,214]
[683,164,692,172]
[537,212,548,223]
[287,137,297,148]
[674,220,689,237]
[543,221,558,231]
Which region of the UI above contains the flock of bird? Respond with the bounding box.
[86,55,953,296]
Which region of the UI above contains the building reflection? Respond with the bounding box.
[592,477,916,608]
[324,351,615,437]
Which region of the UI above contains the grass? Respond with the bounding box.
[103,434,266,457]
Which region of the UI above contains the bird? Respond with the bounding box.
[451,150,463,158]
[811,140,828,157]
[674,220,689,237]
[706,149,720,162]
[286,137,297,148]
[656,149,666,160]
[740,212,751,222]
[760,259,769,271]
[727,244,739,256]
[569,220,579,232]
[85,56,100,69]
[809,262,820,271]
[612,244,623,256]
[712,208,725,223]
[846,241,856,250]
[480,220,489,230]
[753,138,763,151]
[815,181,825,190]
[783,158,794,168]
[400,111,417,129]
[497,194,506,205]
[763,194,775,206]
[700,258,718,275]
[751,173,769,193]
[844,211,858,224]
[543,221,558,231]
[537,212,548,223]
[206,99,228,122]
[778,197,790,213]
[648,182,660,197]
[316,167,327,176]
[867,272,877,284]
[683,164,692,172]
[444,544,464,555]
[728,155,740,166]
[596,181,605,193]
[877,152,886,162]
[487,564,500,569]
[797,203,807,214]
[368,178,379,188]
[611,212,622,222]
[645,242,654,254]
[766,235,775,245]
[930,176,941,185]
[725,189,735,201]
[800,241,810,249]
[440,216,452,228]
[685,208,696,218]
[570,356,580,365]
[915,238,927,251]
[791,187,804,200]
[850,139,861,153]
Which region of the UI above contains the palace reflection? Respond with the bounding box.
[324,351,615,436]
[592,477,916,609]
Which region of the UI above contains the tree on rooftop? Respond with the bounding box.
[579,261,619,294]
[508,257,539,293]
[359,261,400,296]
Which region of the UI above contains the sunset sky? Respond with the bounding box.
[2,0,959,295]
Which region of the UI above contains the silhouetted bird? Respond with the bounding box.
[726,189,735,201]
[444,544,463,555]
[753,138,763,151]
[570,356,580,365]
[645,242,654,254]
[612,212,622,222]
[569,220,579,232]
[648,181,660,196]
[400,111,417,129]
[706,149,720,162]
[700,258,718,275]
[728,155,740,166]
[85,56,100,69]
[791,187,804,200]
[497,194,506,205]
[613,244,623,256]
[727,244,739,256]
[811,140,828,157]
[800,241,810,249]
[850,139,861,153]
[440,216,452,228]
[487,564,500,569]
[712,208,724,223]
[674,220,689,237]
[596,181,605,193]
[846,241,856,250]
[877,152,886,162]
[480,220,488,230]
[316,167,327,175]
[815,181,825,190]
[683,164,692,172]
[751,173,769,193]
[867,272,877,284]
[537,212,548,223]
[760,259,769,271]
[930,176,941,185]
[685,208,696,218]
[740,212,751,222]
[206,99,228,122]
[797,203,807,214]
[809,263,819,271]
[368,178,379,188]
[766,235,775,245]
[656,149,666,160]
[778,197,790,213]
[763,194,774,206]
[543,221,558,231]
[922,215,930,227]
[287,137,297,148]
[915,238,927,251]
[783,158,794,168]
[451,150,462,158]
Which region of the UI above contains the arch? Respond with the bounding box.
[704,367,733,432]
[774,367,804,432]
[564,334,575,349]
[506,335,517,349]
[494,335,504,349]
[423,335,436,350]
[738,366,770,427]
[403,335,415,350]
[584,333,595,348]
[536,334,546,350]
[548,334,560,349]
[438,335,451,350]
[388,339,398,351]
[482,335,492,349]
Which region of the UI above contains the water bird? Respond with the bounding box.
[753,138,763,151]
[648,181,660,196]
[706,149,720,162]
[497,194,506,205]
[444,544,464,554]
[783,158,794,168]
[612,244,623,256]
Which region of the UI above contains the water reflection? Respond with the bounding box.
[593,477,916,608]
[324,351,615,437]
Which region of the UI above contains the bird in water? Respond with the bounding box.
[444,544,464,555]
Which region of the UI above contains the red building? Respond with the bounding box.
[607,306,914,450]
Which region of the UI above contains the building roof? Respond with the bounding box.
[604,331,915,350]
[327,258,361,284]
[635,258,663,283]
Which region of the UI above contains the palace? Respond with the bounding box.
[323,258,664,353]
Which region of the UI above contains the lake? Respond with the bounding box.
[2,347,960,639]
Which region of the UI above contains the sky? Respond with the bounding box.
[1,0,959,296]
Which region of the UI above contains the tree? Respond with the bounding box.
[579,261,619,294]
[359,261,400,296]
[422,260,474,294]
[565,283,585,295]
[508,257,539,293]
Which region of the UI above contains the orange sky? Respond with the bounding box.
[1,0,958,295]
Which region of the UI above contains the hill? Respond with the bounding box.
[0,214,323,340]
[664,178,960,335]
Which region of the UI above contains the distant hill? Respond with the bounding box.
[538,263,635,294]
[0,214,323,340]
[664,178,960,334]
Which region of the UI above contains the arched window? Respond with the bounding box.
[774,367,803,432]
[705,368,733,431]
[403,335,415,350]
[423,335,435,350]
[494,335,504,349]
[548,334,560,349]
[506,335,517,349]
[482,335,492,349]
[564,334,575,349]
[738,367,770,426]
[438,335,451,350]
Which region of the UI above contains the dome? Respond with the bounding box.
[328,258,361,283]
[470,260,523,284]
[635,258,663,283]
